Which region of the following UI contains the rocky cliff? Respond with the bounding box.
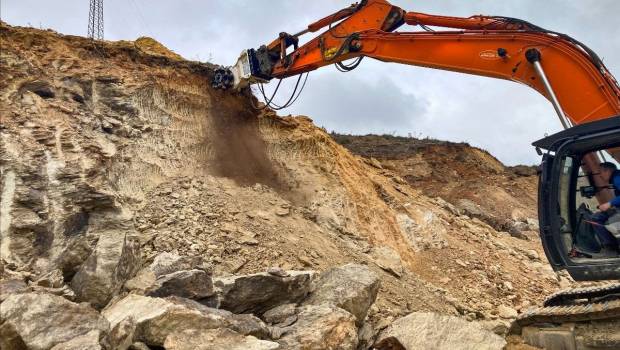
[0,23,575,349]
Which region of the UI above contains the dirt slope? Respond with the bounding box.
[0,23,577,347]
[332,134,539,233]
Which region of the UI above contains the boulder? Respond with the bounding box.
[34,269,65,288]
[71,231,140,308]
[303,263,380,326]
[371,246,404,277]
[211,270,314,314]
[480,319,511,336]
[102,294,269,347]
[146,269,213,299]
[125,253,207,296]
[263,303,297,324]
[497,305,518,319]
[0,278,29,302]
[50,330,106,350]
[277,304,358,350]
[109,316,136,350]
[455,199,485,218]
[149,252,201,277]
[128,342,150,350]
[164,328,280,350]
[374,312,506,350]
[0,292,110,350]
[30,283,77,301]
[123,269,157,294]
[508,222,529,240]
[357,322,376,350]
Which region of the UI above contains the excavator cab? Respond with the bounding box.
[535,116,620,281]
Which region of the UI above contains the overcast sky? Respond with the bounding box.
[3,1,619,165]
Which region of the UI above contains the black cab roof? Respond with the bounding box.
[532,115,620,151]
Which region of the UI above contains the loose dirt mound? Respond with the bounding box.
[333,134,539,233]
[135,37,183,60]
[1,23,580,348]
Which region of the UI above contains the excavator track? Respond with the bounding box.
[515,284,620,328]
[543,283,620,307]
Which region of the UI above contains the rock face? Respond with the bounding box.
[278,304,359,350]
[375,312,506,350]
[211,271,315,314]
[303,263,380,326]
[102,294,269,347]
[164,328,280,350]
[71,231,140,309]
[0,292,110,350]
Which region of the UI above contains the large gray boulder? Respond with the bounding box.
[0,292,110,350]
[164,328,280,350]
[211,270,315,314]
[277,304,358,350]
[374,312,507,350]
[71,231,140,309]
[303,263,380,326]
[146,269,214,299]
[124,253,208,298]
[102,294,269,347]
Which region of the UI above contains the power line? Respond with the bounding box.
[129,0,154,37]
[87,0,104,40]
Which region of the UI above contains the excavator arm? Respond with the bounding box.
[227,0,620,124]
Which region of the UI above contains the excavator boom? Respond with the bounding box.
[228,0,620,126]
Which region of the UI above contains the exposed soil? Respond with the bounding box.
[332,134,539,232]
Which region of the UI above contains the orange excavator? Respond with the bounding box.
[213,0,620,344]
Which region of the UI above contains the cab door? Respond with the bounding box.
[537,153,567,271]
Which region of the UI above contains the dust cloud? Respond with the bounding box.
[208,93,283,190]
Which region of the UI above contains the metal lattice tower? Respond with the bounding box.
[87,0,104,40]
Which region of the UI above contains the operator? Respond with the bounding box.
[592,162,620,247]
[597,162,620,212]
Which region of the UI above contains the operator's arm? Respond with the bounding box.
[599,175,620,211]
[611,176,620,207]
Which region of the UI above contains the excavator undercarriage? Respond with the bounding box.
[514,284,620,349]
